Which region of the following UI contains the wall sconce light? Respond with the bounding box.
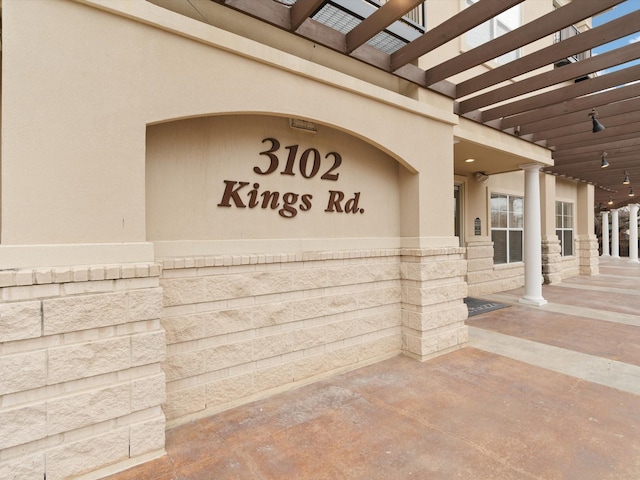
[590,109,605,132]
[600,152,609,168]
[629,187,635,197]
[623,171,630,185]
[608,196,614,205]
[475,172,489,184]
[289,118,317,132]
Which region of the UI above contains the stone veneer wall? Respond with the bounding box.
[160,249,403,426]
[0,264,166,480]
[465,241,524,297]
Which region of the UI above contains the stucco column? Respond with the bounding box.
[601,211,610,257]
[519,165,547,306]
[629,204,639,263]
[611,209,620,258]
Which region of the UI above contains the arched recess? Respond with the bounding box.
[146,112,411,256]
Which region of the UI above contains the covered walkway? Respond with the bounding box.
[105,257,640,480]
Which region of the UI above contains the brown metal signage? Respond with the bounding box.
[218,137,364,218]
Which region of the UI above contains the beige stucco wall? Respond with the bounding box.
[0,0,458,269]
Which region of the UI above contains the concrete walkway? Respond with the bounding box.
[105,256,640,480]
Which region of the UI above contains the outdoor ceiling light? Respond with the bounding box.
[630,187,635,197]
[600,152,609,168]
[589,108,605,133]
[608,196,614,205]
[624,171,630,185]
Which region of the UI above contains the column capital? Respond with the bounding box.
[518,163,543,172]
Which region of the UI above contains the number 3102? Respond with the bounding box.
[254,137,341,181]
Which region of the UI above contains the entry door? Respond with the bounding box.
[454,185,462,246]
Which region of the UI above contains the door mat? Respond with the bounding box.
[464,297,509,317]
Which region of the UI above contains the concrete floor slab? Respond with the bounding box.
[104,257,640,480]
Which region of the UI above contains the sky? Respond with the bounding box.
[592,0,640,74]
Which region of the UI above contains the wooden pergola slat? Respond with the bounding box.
[456,4,639,99]
[501,81,640,130]
[389,0,524,71]
[290,0,326,31]
[346,0,424,54]
[424,0,623,86]
[459,41,640,114]
[482,63,640,122]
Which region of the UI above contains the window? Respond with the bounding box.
[465,0,520,64]
[491,193,523,264]
[556,201,574,256]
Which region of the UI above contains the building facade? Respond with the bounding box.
[0,1,599,478]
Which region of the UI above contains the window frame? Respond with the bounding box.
[555,201,574,257]
[491,193,524,265]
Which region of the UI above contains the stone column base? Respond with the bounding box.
[400,247,468,361]
[541,235,562,284]
[576,234,600,275]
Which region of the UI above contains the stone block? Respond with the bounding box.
[52,267,74,284]
[0,453,45,480]
[47,337,131,384]
[253,332,295,359]
[203,274,253,302]
[73,267,89,283]
[162,314,203,344]
[202,307,253,337]
[131,330,166,366]
[293,347,358,381]
[204,341,253,373]
[164,385,205,420]
[0,270,15,287]
[356,334,401,361]
[45,428,129,480]
[403,281,467,307]
[43,292,127,335]
[252,301,294,328]
[402,303,467,332]
[0,403,47,449]
[130,415,166,457]
[294,267,329,289]
[162,277,204,306]
[251,270,293,295]
[357,285,401,309]
[326,265,361,286]
[105,265,121,280]
[401,259,466,281]
[47,383,131,435]
[253,364,294,392]
[0,300,41,342]
[128,288,163,321]
[13,269,33,286]
[466,257,494,272]
[403,324,466,359]
[205,373,254,406]
[132,373,166,411]
[0,350,47,395]
[89,266,106,281]
[163,350,204,382]
[34,268,53,284]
